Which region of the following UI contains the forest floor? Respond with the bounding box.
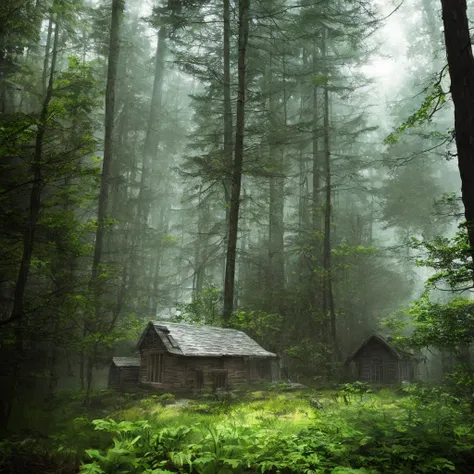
[2,384,474,473]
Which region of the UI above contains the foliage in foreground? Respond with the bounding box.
[387,223,474,398]
[2,386,474,474]
[78,387,474,474]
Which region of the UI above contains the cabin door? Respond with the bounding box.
[369,358,384,382]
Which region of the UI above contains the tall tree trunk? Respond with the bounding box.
[440,0,474,264]
[297,60,308,233]
[267,56,285,314]
[42,17,53,95]
[311,43,320,233]
[223,0,250,320]
[268,172,285,312]
[109,15,137,221]
[138,27,167,224]
[310,42,322,328]
[194,185,204,298]
[321,29,337,362]
[131,26,166,315]
[223,0,233,231]
[151,206,168,315]
[87,0,123,404]
[237,187,248,306]
[0,14,59,430]
[91,0,123,283]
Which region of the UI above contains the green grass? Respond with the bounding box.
[3,384,474,473]
[112,391,315,431]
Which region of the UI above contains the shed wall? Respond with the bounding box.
[355,340,399,383]
[108,365,140,389]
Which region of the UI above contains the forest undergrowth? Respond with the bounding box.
[2,383,474,474]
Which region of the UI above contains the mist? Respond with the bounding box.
[2,0,474,472]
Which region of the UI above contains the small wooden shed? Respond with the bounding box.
[108,357,140,389]
[345,333,417,383]
[137,321,278,392]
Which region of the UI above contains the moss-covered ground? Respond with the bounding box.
[2,384,474,473]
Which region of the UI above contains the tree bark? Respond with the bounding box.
[268,169,285,312]
[223,0,250,320]
[312,43,320,233]
[42,16,53,96]
[321,29,338,361]
[194,185,205,298]
[237,186,248,306]
[138,27,167,224]
[87,0,123,404]
[91,0,123,284]
[131,26,166,316]
[267,54,285,314]
[223,0,233,228]
[309,41,322,335]
[298,53,309,233]
[151,205,168,315]
[440,0,474,263]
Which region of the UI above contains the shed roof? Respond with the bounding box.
[112,357,140,367]
[138,321,277,359]
[345,332,414,365]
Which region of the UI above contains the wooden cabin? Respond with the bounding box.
[137,321,278,392]
[108,357,140,390]
[345,333,417,383]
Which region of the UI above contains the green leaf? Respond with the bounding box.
[79,461,105,474]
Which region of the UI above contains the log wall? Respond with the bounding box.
[353,340,415,383]
[138,327,274,391]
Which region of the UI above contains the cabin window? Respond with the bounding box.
[196,370,204,389]
[370,360,383,382]
[148,353,164,383]
[215,373,227,389]
[211,369,228,389]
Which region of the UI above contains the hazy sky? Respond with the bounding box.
[360,0,412,129]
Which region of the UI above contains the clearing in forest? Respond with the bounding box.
[3,384,474,473]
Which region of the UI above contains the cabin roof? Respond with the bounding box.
[112,357,140,367]
[138,320,277,359]
[345,332,414,365]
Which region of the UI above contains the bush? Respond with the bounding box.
[336,381,372,404]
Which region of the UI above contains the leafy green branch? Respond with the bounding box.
[384,67,449,145]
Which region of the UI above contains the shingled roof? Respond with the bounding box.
[138,321,277,359]
[112,357,140,367]
[345,332,414,365]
